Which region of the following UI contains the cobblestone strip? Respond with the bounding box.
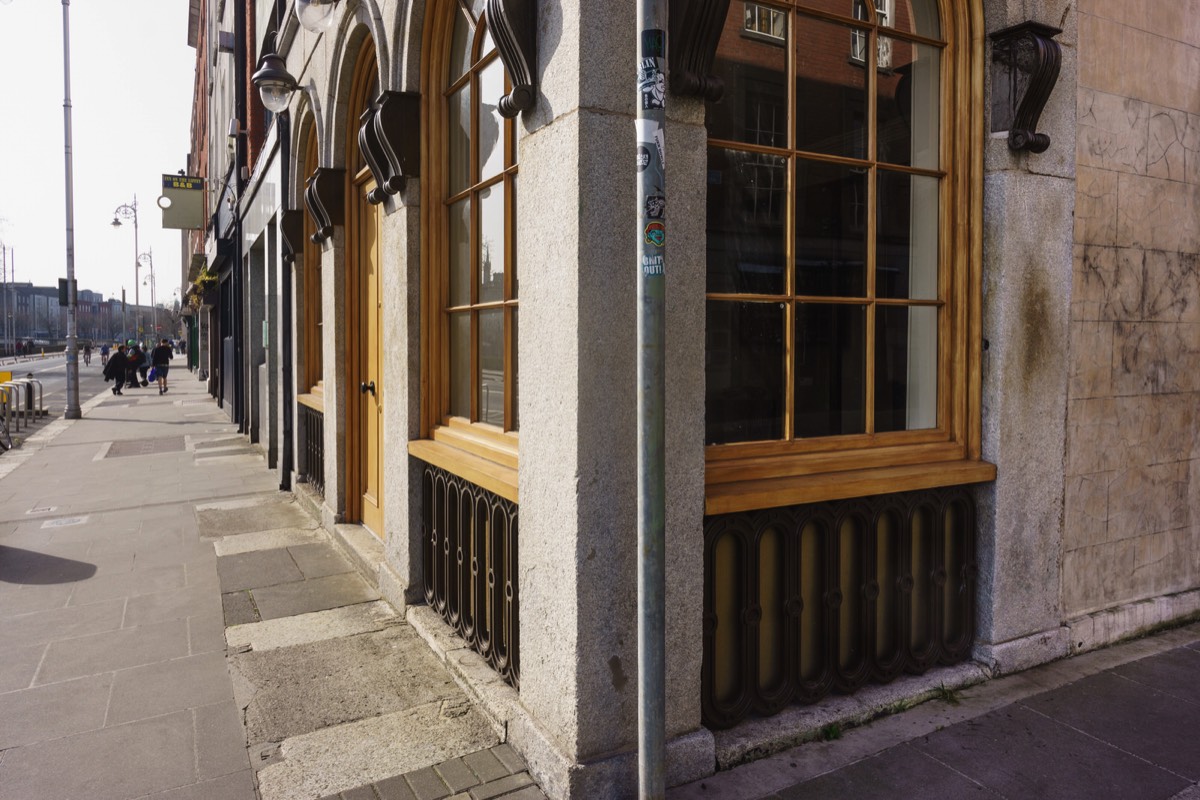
[318,744,547,800]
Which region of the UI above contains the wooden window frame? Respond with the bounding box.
[411,1,519,502]
[704,1,993,515]
[298,119,325,411]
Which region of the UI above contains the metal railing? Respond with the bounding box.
[421,462,520,688]
[298,403,325,496]
[702,486,978,729]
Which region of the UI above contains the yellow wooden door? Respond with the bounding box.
[360,181,384,537]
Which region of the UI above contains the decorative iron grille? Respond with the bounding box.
[702,486,977,729]
[299,404,325,496]
[420,462,519,688]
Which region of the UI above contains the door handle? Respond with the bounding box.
[359,380,376,396]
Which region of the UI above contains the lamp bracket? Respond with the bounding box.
[485,0,537,118]
[990,21,1062,154]
[280,210,305,265]
[304,168,345,243]
[358,91,420,204]
[668,0,731,102]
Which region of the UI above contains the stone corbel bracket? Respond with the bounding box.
[485,0,536,118]
[304,167,345,244]
[990,21,1062,154]
[358,91,420,205]
[669,0,731,102]
[280,209,305,265]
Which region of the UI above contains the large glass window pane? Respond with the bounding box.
[449,199,471,307]
[478,309,504,426]
[448,8,473,82]
[795,303,866,437]
[478,60,505,182]
[449,312,471,418]
[448,88,471,196]
[706,300,785,444]
[478,184,505,303]
[888,0,940,38]
[877,170,938,299]
[707,3,787,146]
[795,159,867,297]
[707,147,787,294]
[875,305,937,432]
[878,41,940,169]
[795,15,867,158]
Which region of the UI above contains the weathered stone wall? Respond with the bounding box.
[1065,2,1200,616]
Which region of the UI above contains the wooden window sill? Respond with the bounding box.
[705,459,996,515]
[297,390,324,413]
[409,436,518,503]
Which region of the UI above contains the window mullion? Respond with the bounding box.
[785,5,798,444]
[865,21,879,437]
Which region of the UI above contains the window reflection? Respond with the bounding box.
[705,1,946,444]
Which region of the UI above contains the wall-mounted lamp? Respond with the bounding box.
[296,0,338,33]
[990,21,1062,154]
[251,51,298,114]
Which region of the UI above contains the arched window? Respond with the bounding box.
[416,0,519,498]
[300,120,322,394]
[705,1,989,511]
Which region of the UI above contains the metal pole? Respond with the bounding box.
[62,0,80,418]
[133,198,140,341]
[2,245,7,356]
[636,3,667,797]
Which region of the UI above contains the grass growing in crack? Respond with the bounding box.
[933,683,961,706]
[820,723,842,741]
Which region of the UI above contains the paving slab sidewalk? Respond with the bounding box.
[669,623,1200,800]
[0,375,545,800]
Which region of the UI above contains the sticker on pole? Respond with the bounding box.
[642,253,664,276]
[638,57,666,110]
[644,221,666,247]
[644,195,666,219]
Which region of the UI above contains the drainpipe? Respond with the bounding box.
[636,1,667,796]
[278,108,294,491]
[233,0,248,432]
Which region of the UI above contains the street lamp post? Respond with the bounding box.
[112,197,139,342]
[139,249,157,337]
[0,0,81,415]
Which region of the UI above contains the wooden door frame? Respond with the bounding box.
[344,38,379,525]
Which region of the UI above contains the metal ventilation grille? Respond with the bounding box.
[702,486,978,729]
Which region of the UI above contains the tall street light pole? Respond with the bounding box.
[112,197,139,342]
[636,1,667,796]
[1,0,81,415]
[140,249,157,336]
[60,0,80,418]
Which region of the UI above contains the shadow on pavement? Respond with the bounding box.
[0,545,97,585]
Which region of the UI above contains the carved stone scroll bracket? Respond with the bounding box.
[357,91,420,205]
[304,167,345,244]
[990,21,1062,154]
[280,210,305,265]
[358,106,391,205]
[485,0,537,118]
[668,0,731,102]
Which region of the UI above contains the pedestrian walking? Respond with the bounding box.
[100,342,110,366]
[102,345,129,395]
[151,338,173,395]
[127,344,146,389]
[83,342,92,366]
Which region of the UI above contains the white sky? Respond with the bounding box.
[0,0,196,311]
